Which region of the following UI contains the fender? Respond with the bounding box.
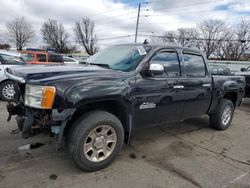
[208,80,239,114]
[223,80,239,91]
[60,78,133,108]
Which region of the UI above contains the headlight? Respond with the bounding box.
[25,85,56,109]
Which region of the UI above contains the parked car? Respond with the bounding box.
[5,44,245,171]
[210,65,232,76]
[235,66,250,98]
[21,50,64,64]
[63,56,79,64]
[0,50,25,101]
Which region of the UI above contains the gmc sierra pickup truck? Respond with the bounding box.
[236,66,250,98]
[5,44,245,171]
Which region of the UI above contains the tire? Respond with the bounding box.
[0,80,17,101]
[209,99,234,130]
[68,111,124,171]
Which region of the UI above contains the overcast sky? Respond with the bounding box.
[0,0,250,49]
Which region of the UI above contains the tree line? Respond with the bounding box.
[1,17,250,60]
[1,17,98,55]
[161,19,250,60]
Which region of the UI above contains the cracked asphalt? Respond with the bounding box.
[0,99,249,188]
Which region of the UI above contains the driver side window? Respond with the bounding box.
[150,51,181,77]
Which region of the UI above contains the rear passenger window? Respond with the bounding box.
[37,54,46,62]
[49,54,63,63]
[183,53,206,77]
[150,51,180,77]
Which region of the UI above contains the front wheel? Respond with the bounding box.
[209,99,234,130]
[68,111,124,171]
[0,80,17,101]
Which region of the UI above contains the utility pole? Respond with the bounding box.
[134,3,141,43]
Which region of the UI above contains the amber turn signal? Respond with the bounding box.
[41,87,56,109]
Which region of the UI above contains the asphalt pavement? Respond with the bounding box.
[0,99,249,188]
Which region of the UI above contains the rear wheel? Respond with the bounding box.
[68,111,124,171]
[0,80,17,101]
[209,99,234,130]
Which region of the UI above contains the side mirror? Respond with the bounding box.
[148,63,164,75]
[241,68,247,72]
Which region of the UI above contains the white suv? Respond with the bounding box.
[0,50,25,101]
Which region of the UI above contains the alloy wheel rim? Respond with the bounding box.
[2,84,15,99]
[221,105,232,126]
[83,125,117,162]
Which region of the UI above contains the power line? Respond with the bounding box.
[94,17,136,26]
[91,11,137,22]
[139,9,226,18]
[142,0,223,12]
[98,34,135,41]
[138,34,250,42]
[133,0,225,43]
[84,1,145,18]
[138,17,250,26]
[65,0,217,28]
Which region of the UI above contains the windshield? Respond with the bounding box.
[0,54,25,65]
[85,45,150,71]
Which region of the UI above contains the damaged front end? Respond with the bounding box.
[7,102,48,138]
[7,100,75,148]
[6,80,75,148]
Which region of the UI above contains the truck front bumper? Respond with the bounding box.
[7,102,76,143]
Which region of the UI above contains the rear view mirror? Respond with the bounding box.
[149,63,164,75]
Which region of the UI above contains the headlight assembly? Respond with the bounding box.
[25,85,56,109]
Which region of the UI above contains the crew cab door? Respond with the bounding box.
[180,51,212,120]
[133,49,185,127]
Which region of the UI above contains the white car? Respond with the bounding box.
[63,56,79,64]
[0,50,25,101]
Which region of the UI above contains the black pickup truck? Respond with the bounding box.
[236,66,250,98]
[5,44,245,171]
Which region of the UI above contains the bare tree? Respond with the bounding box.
[163,28,200,48]
[229,20,250,60]
[198,19,228,59]
[216,33,234,60]
[6,17,34,50]
[41,19,73,53]
[74,17,98,55]
[216,20,250,60]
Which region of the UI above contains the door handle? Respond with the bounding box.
[173,85,184,89]
[202,84,211,87]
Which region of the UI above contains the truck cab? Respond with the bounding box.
[21,50,63,64]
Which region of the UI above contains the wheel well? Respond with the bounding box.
[224,92,237,107]
[65,100,130,142]
[0,79,12,86]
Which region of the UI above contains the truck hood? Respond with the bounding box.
[6,64,123,83]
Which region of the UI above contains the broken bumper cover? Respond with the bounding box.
[7,102,76,139]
